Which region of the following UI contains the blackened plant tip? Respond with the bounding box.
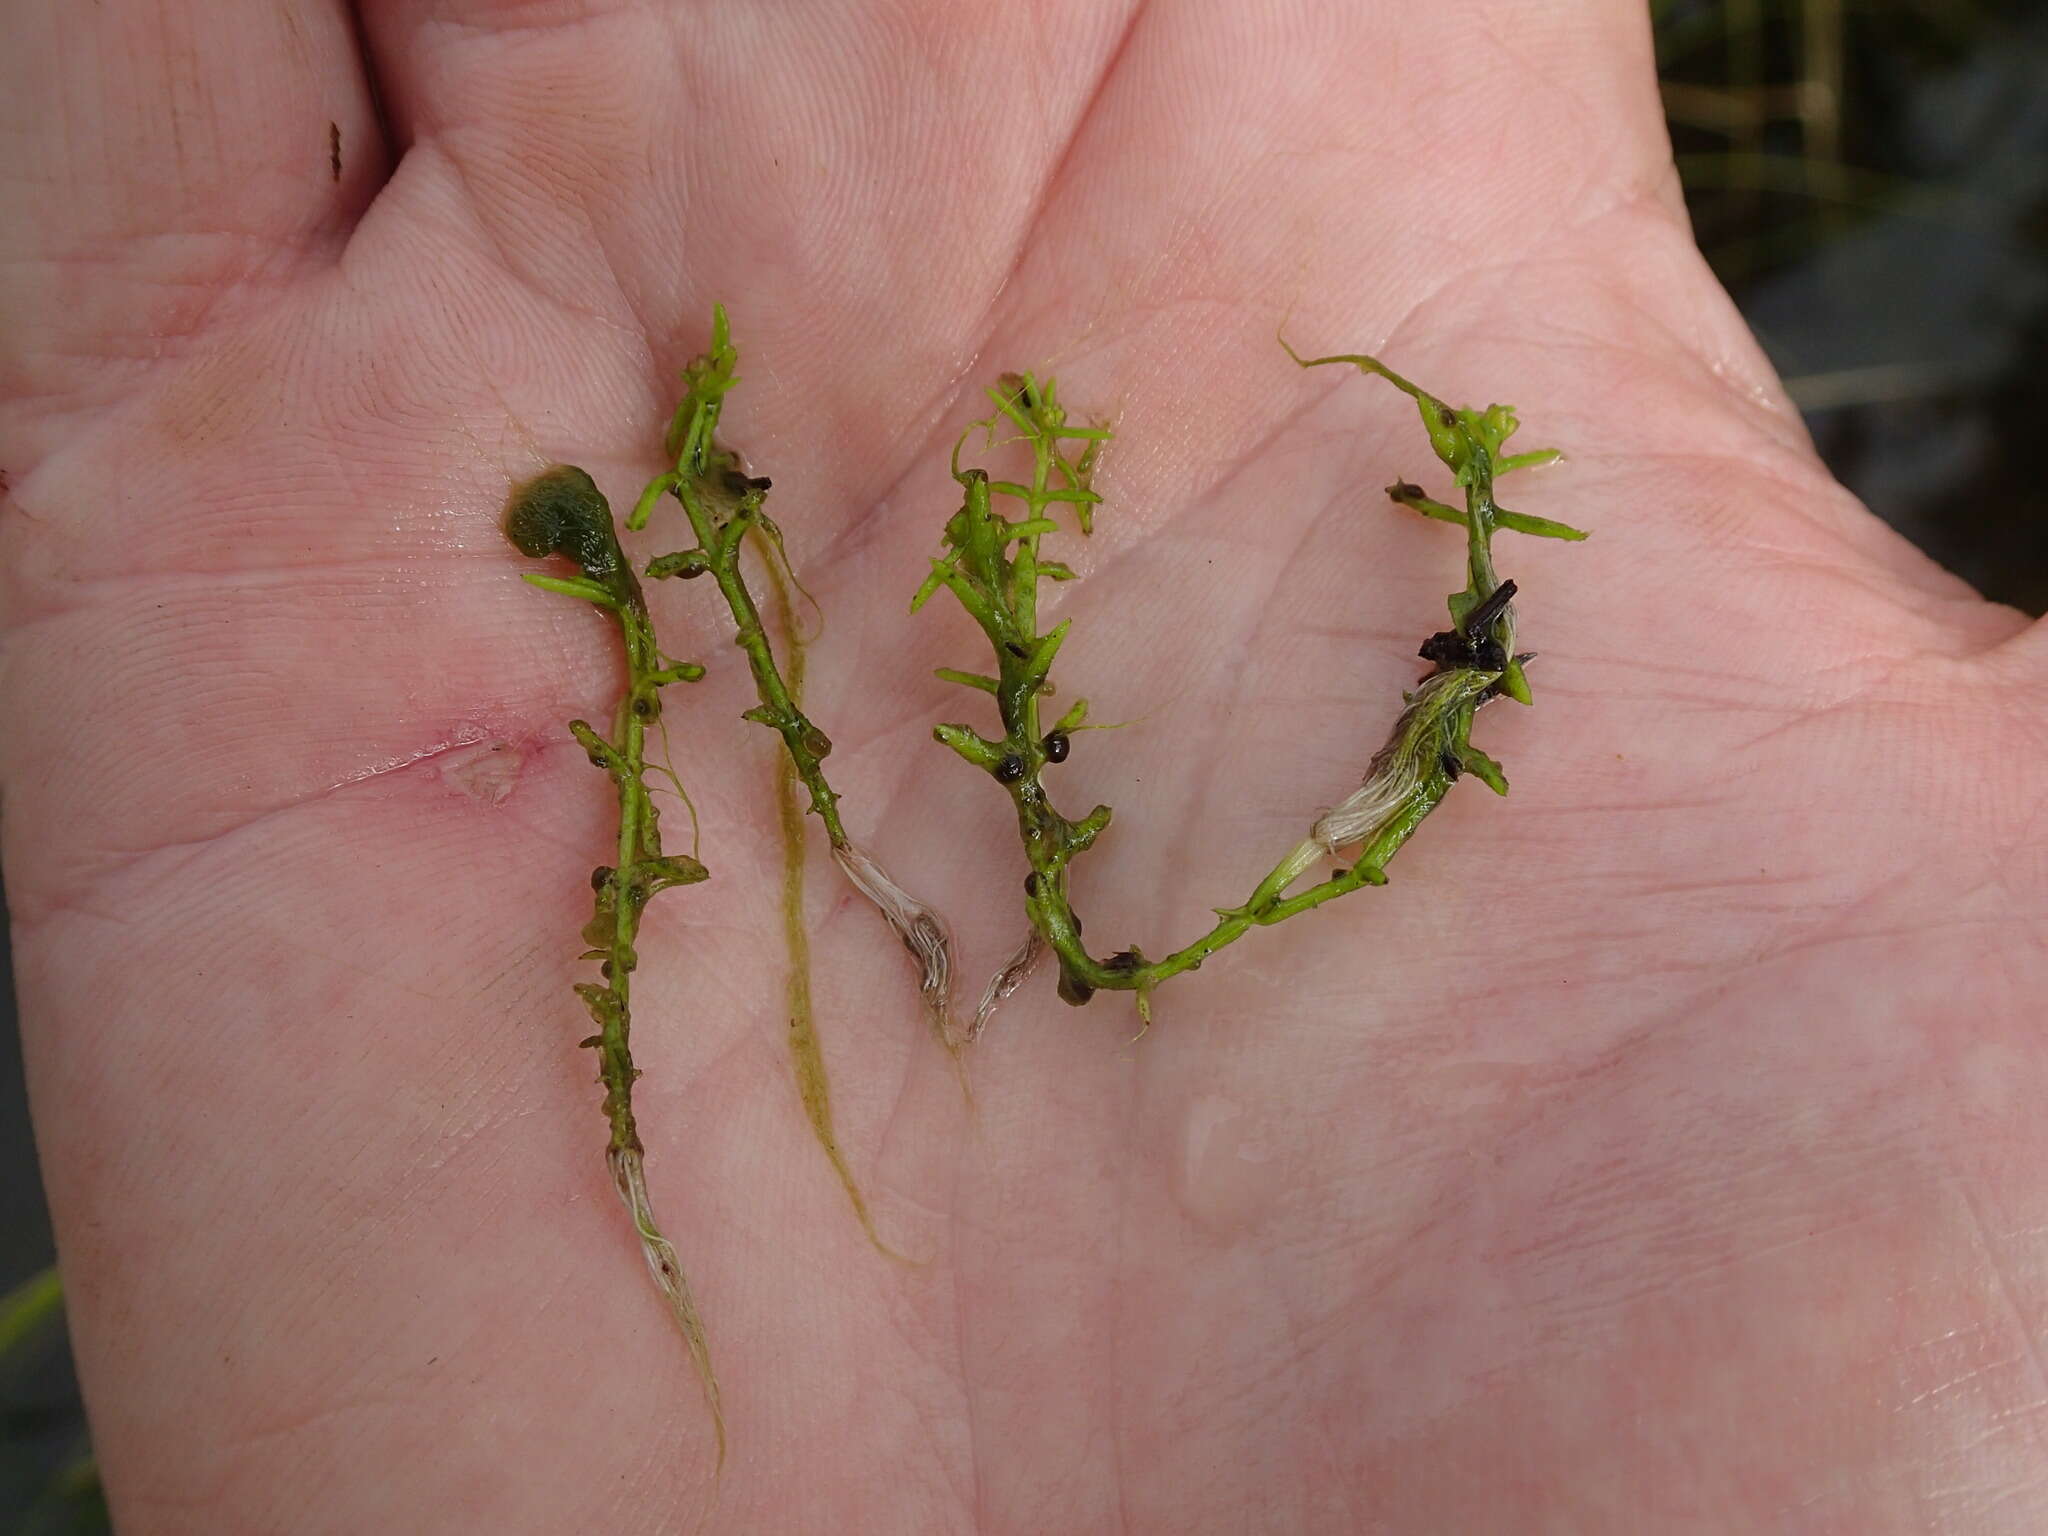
[502,465,722,1463]
[924,342,1581,1019]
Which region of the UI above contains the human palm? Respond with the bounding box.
[6,1,2047,1531]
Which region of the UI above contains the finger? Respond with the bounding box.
[344,0,1141,475]
[0,0,389,455]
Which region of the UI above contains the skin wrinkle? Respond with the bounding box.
[1139,471,1346,920]
[947,1139,991,1535]
[1109,1036,1139,1536]
[1270,1265,1366,1532]
[1944,1180,2048,1493]
[2,727,577,927]
[786,8,1157,587]
[953,0,1155,381]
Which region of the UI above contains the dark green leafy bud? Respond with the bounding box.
[504,464,624,582]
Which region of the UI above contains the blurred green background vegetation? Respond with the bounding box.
[3,3,2045,1528]
[1658,0,2048,611]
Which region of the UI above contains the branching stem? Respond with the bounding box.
[634,310,849,850]
[634,309,959,1232]
[923,347,1585,1017]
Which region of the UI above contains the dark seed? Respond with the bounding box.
[1024,872,1040,898]
[996,754,1026,783]
[1042,730,1070,763]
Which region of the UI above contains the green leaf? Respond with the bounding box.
[1025,618,1071,682]
[1389,484,1587,541]
[628,472,680,532]
[521,572,618,605]
[934,722,1003,770]
[910,560,953,614]
[935,668,1000,694]
[1455,742,1510,795]
[1493,507,1588,541]
[642,854,711,890]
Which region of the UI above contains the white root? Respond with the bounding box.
[968,929,1047,1042]
[831,841,960,1048]
[608,1145,725,1468]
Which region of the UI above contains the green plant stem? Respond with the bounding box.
[504,464,722,1465]
[924,348,1581,1015]
[634,309,847,852]
[635,307,957,1238]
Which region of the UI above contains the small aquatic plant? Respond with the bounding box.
[506,311,1582,1464]
[916,342,1584,1024]
[502,460,722,1454]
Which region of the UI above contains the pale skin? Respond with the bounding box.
[4,0,2047,1530]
